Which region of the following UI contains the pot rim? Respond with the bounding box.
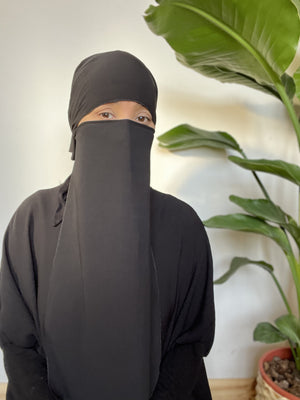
[258,347,299,400]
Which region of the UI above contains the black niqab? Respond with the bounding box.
[68,50,157,160]
[42,51,161,400]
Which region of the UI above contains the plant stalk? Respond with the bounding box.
[287,254,300,319]
[275,82,300,318]
[239,150,271,200]
[275,83,300,151]
[296,345,300,371]
[289,341,298,364]
[271,272,293,315]
[288,342,300,370]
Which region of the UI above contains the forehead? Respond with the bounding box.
[93,101,151,110]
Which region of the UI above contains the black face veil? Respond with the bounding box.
[42,51,161,400]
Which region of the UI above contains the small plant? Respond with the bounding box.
[145,0,300,369]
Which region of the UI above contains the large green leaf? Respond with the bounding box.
[184,64,281,99]
[157,124,242,152]
[229,196,287,224]
[229,195,300,249]
[215,255,292,313]
[204,214,291,254]
[275,314,300,345]
[254,322,287,343]
[229,156,300,186]
[214,257,273,284]
[145,0,300,96]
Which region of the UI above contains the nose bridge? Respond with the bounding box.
[117,101,137,120]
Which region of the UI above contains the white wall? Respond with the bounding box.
[1,0,299,382]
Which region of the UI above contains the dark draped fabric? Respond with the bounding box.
[42,120,161,399]
[0,50,214,400]
[0,178,214,399]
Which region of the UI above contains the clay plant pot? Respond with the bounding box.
[255,347,299,400]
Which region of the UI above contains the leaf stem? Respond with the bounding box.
[271,271,293,315]
[239,150,271,200]
[287,254,300,318]
[297,346,300,370]
[275,82,300,150]
[289,341,298,366]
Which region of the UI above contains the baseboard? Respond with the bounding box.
[0,383,6,399]
[0,379,257,399]
[209,378,256,400]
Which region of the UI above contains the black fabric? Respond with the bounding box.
[42,119,161,400]
[0,50,214,399]
[39,50,161,400]
[68,50,158,159]
[2,343,57,400]
[0,179,214,399]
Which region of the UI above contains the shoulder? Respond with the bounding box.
[7,179,67,231]
[150,187,205,235]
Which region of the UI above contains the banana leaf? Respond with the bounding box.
[214,257,273,284]
[229,196,287,224]
[144,0,300,98]
[204,213,291,254]
[157,124,242,152]
[215,256,292,313]
[229,195,300,249]
[229,156,300,186]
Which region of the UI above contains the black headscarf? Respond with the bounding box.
[42,51,161,400]
[68,50,157,160]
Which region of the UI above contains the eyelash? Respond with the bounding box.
[137,115,150,122]
[99,112,114,119]
[97,112,151,123]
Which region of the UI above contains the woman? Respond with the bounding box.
[0,50,215,400]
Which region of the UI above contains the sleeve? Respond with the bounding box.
[0,213,60,400]
[150,210,215,400]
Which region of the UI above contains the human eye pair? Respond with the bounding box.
[98,112,151,124]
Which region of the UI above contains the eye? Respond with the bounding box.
[136,115,151,123]
[99,112,114,119]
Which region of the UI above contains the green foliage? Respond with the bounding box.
[229,196,288,225]
[254,322,287,343]
[229,196,300,250]
[145,0,300,99]
[214,257,274,285]
[145,0,300,369]
[275,315,300,346]
[228,157,300,186]
[157,124,242,152]
[204,214,292,254]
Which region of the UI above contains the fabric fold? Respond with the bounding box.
[42,119,161,400]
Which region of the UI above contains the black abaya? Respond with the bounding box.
[0,176,214,399]
[0,50,214,399]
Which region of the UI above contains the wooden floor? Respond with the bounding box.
[0,378,256,399]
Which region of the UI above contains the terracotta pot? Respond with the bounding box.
[256,347,299,400]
